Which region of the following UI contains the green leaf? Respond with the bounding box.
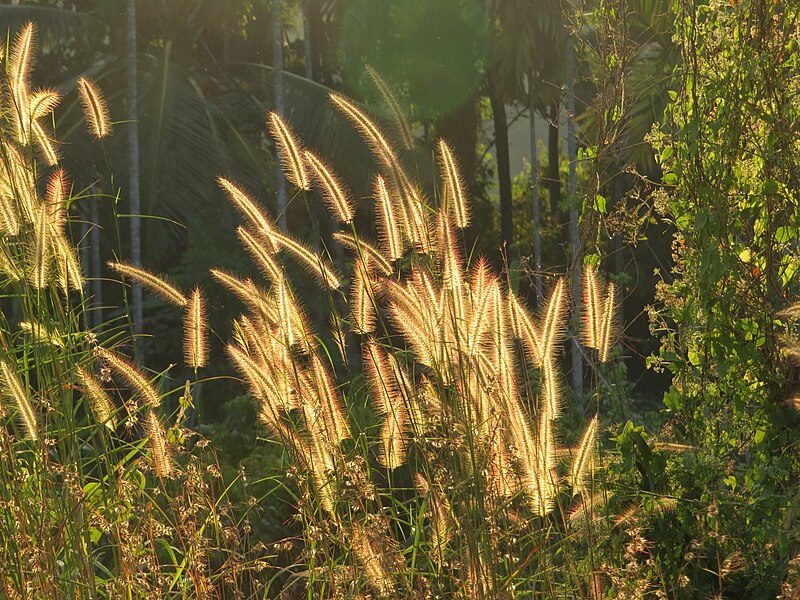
[762,178,778,195]
[90,526,103,544]
[663,172,678,185]
[593,194,607,213]
[775,226,795,243]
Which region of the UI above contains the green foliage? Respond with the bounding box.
[643,0,800,595]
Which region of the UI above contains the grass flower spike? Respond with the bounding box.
[77,77,112,139]
[267,112,310,191]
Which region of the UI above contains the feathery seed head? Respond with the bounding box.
[145,410,174,479]
[329,92,405,183]
[597,282,619,363]
[217,177,279,249]
[19,320,64,348]
[108,261,187,306]
[582,266,602,350]
[267,112,310,191]
[77,77,111,138]
[351,258,376,335]
[375,175,403,261]
[76,367,117,430]
[541,278,568,362]
[331,231,394,275]
[29,88,60,121]
[52,231,84,291]
[364,341,409,469]
[236,227,283,283]
[185,287,208,368]
[28,202,52,289]
[32,121,59,166]
[46,169,68,231]
[96,347,161,408]
[304,151,353,223]
[10,23,35,144]
[271,229,341,289]
[0,358,39,441]
[570,415,598,494]
[438,139,470,228]
[365,65,415,150]
[210,268,276,320]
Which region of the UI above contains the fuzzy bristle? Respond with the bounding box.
[52,231,84,291]
[304,151,353,223]
[329,93,408,188]
[438,140,469,228]
[310,354,350,442]
[217,178,279,249]
[402,185,433,254]
[351,522,399,597]
[508,291,543,366]
[270,230,341,289]
[46,169,68,231]
[96,347,161,408]
[76,367,117,430]
[597,282,619,363]
[1,141,35,224]
[0,358,39,441]
[185,288,208,368]
[331,232,394,275]
[19,319,64,348]
[570,415,598,494]
[145,410,174,479]
[267,112,310,191]
[351,258,376,335]
[28,203,52,289]
[77,77,111,139]
[365,65,415,151]
[375,175,403,261]
[209,268,275,320]
[540,278,568,362]
[29,88,60,121]
[365,341,408,469]
[31,120,58,165]
[10,23,35,144]
[108,261,187,307]
[582,266,602,350]
[236,227,283,283]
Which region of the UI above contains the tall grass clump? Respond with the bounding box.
[216,94,624,596]
[0,24,257,598]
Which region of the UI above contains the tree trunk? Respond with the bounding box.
[529,86,542,301]
[126,0,143,353]
[273,0,287,231]
[489,80,513,258]
[566,37,583,397]
[547,99,561,210]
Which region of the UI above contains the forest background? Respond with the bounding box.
[0,0,798,598]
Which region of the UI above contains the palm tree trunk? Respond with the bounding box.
[273,0,287,231]
[529,86,542,301]
[566,37,583,397]
[127,0,143,351]
[489,80,513,259]
[547,99,561,210]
